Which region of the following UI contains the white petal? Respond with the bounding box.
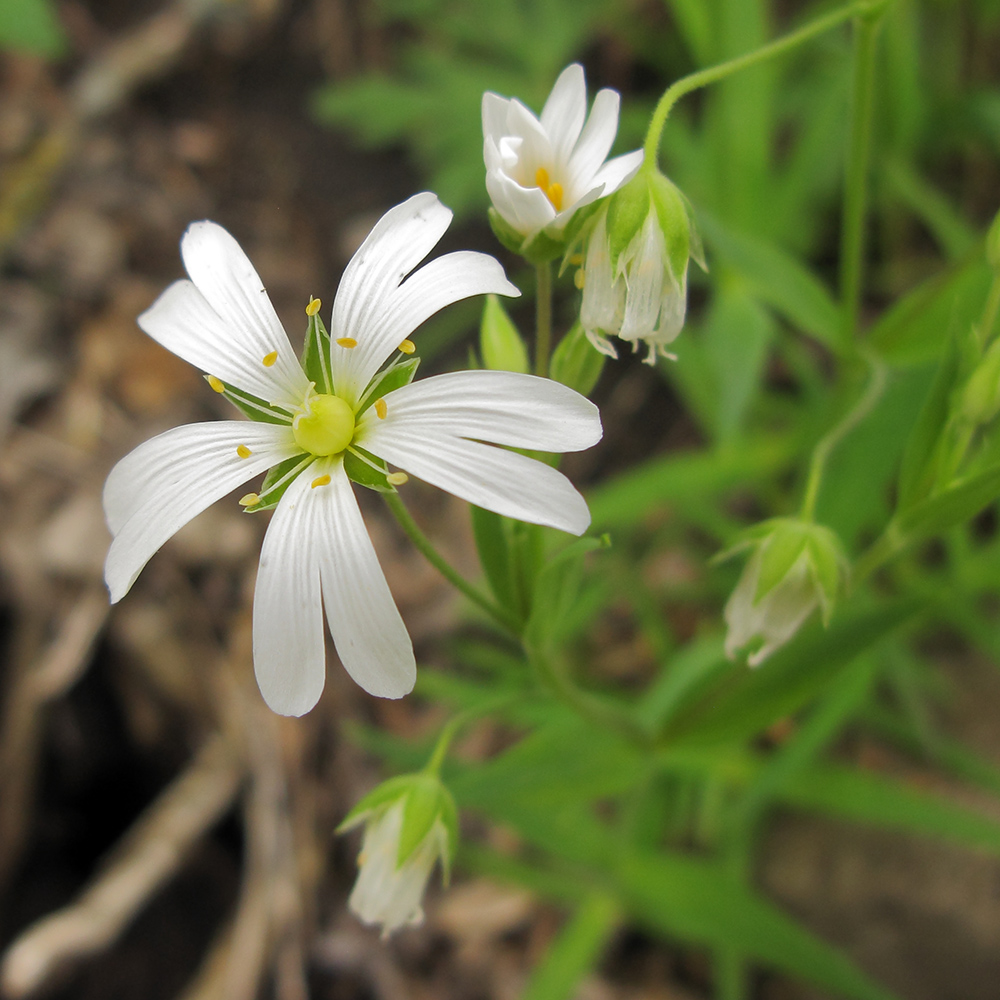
[176,222,309,406]
[565,88,621,195]
[358,370,601,452]
[486,170,555,236]
[316,460,415,698]
[581,211,624,333]
[504,99,553,172]
[589,149,645,199]
[253,459,327,716]
[364,429,591,535]
[540,64,587,167]
[139,281,306,407]
[482,91,511,142]
[331,193,451,372]
[620,218,666,342]
[104,421,299,602]
[335,252,519,406]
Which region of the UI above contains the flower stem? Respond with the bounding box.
[424,695,518,775]
[383,491,521,635]
[838,5,886,347]
[535,261,553,378]
[800,354,887,521]
[643,0,886,167]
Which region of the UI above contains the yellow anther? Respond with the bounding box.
[568,253,584,266]
[547,182,564,211]
[398,339,415,355]
[262,351,278,367]
[311,474,332,489]
[206,375,226,393]
[306,296,321,316]
[336,337,358,349]
[236,444,252,459]
[574,268,585,290]
[535,166,550,190]
[238,493,259,507]
[386,472,408,486]
[374,398,387,419]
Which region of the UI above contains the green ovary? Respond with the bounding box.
[293,394,355,456]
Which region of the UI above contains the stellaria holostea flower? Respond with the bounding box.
[103,193,603,716]
[339,773,457,937]
[483,63,643,256]
[722,518,845,666]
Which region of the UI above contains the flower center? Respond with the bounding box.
[534,167,564,211]
[293,393,355,456]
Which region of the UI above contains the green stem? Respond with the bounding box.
[535,261,553,378]
[643,0,885,167]
[800,354,887,521]
[530,649,652,748]
[383,492,521,635]
[838,7,885,346]
[424,695,517,775]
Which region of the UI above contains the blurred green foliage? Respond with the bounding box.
[323,1,1000,998]
[0,0,65,56]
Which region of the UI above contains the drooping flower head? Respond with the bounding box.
[722,518,845,666]
[483,63,643,260]
[104,193,603,716]
[578,168,702,365]
[339,772,457,937]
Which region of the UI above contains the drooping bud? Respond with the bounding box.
[338,773,458,938]
[578,168,701,365]
[721,518,845,666]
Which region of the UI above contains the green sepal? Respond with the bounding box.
[753,520,810,603]
[488,208,565,265]
[242,453,311,513]
[550,321,605,397]
[301,307,333,394]
[649,171,692,281]
[559,200,604,269]
[480,294,529,374]
[606,177,650,273]
[345,446,395,493]
[397,774,446,867]
[806,528,846,625]
[205,376,292,425]
[356,357,420,417]
[336,775,414,833]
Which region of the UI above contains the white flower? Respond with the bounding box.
[104,193,603,716]
[722,519,844,666]
[344,793,451,937]
[482,63,643,239]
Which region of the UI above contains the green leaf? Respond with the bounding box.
[696,211,839,347]
[480,295,529,374]
[781,763,1000,857]
[550,321,605,397]
[470,505,522,621]
[337,775,413,832]
[521,894,620,1000]
[0,0,65,56]
[896,464,1000,542]
[663,600,919,748]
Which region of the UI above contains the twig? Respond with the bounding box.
[0,735,243,999]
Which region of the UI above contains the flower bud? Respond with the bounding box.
[578,169,699,365]
[338,773,458,937]
[480,294,530,374]
[960,337,1000,426]
[722,519,845,666]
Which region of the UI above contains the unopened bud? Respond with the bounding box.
[480,295,529,374]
